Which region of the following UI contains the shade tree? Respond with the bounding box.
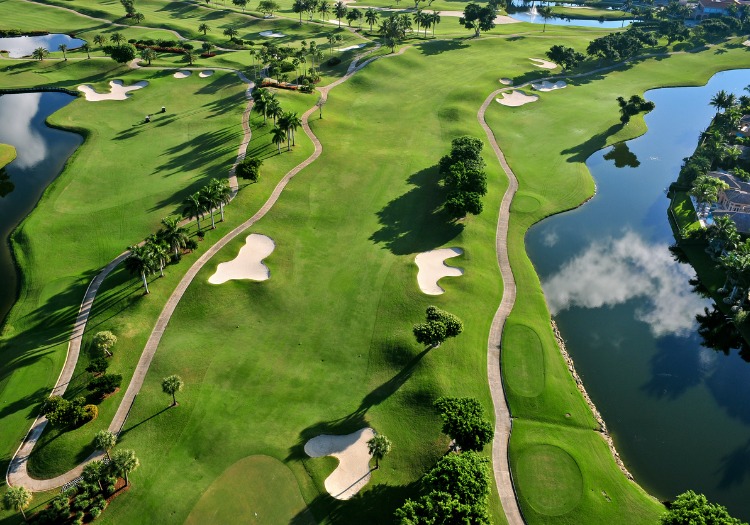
[660,490,745,525]
[546,44,584,72]
[92,330,117,357]
[413,305,463,347]
[433,396,493,451]
[459,3,496,37]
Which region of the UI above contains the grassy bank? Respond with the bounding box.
[0,143,17,169]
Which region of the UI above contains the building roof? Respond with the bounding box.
[713,210,750,234]
[698,0,736,9]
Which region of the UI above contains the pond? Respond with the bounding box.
[526,68,750,519]
[0,92,81,326]
[507,0,633,27]
[0,34,86,58]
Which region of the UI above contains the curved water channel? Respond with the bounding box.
[526,68,750,519]
[0,92,81,325]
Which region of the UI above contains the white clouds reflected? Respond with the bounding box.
[0,92,46,169]
[543,231,706,337]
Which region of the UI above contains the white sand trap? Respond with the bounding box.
[496,90,539,107]
[208,234,275,284]
[499,77,513,85]
[532,80,567,91]
[259,30,285,37]
[335,43,366,52]
[529,57,557,69]
[744,40,750,47]
[173,70,192,78]
[304,428,376,500]
[415,248,464,295]
[77,80,148,101]
[198,70,214,78]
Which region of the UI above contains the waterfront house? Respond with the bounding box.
[694,0,737,18]
[712,171,750,233]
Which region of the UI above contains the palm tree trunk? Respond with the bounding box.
[210,209,216,229]
[141,272,150,294]
[172,392,176,405]
[125,472,129,487]
[196,216,201,230]
[160,260,165,277]
[220,203,225,221]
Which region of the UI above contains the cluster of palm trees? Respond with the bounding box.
[705,215,750,312]
[412,8,441,36]
[126,179,231,293]
[251,88,303,153]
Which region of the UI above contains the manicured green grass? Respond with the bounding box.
[551,5,629,21]
[184,455,316,524]
[0,143,17,169]
[670,190,701,236]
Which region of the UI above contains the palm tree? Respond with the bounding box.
[327,33,336,55]
[58,43,68,60]
[223,26,239,42]
[199,184,219,229]
[125,244,156,293]
[183,192,205,230]
[413,9,424,34]
[267,96,282,125]
[252,87,270,124]
[334,0,347,27]
[199,23,211,35]
[93,430,117,461]
[162,375,184,406]
[110,449,140,487]
[318,0,330,20]
[271,126,286,153]
[538,5,554,32]
[110,32,125,45]
[93,34,106,48]
[31,47,48,61]
[184,49,197,66]
[159,215,189,256]
[210,178,232,221]
[82,43,91,59]
[278,113,292,151]
[430,11,440,35]
[2,486,32,521]
[132,11,145,24]
[145,234,170,277]
[285,111,302,146]
[365,7,378,31]
[140,47,156,65]
[82,460,107,491]
[710,90,730,115]
[367,434,391,469]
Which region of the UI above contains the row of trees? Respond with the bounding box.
[251,88,303,153]
[439,136,488,218]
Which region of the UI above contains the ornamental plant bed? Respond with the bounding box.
[135,43,186,54]
[260,80,299,91]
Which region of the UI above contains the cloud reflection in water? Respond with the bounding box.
[543,231,707,337]
[0,92,45,169]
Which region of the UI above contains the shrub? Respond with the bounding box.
[327,56,341,66]
[182,43,194,50]
[186,238,199,251]
[87,373,123,397]
[128,38,137,43]
[90,507,102,519]
[236,157,262,181]
[109,44,137,63]
[72,497,91,512]
[42,396,89,427]
[86,357,110,375]
[84,404,99,421]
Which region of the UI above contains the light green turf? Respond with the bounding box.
[184,455,316,524]
[0,143,17,169]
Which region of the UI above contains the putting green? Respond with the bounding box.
[0,144,17,170]
[511,193,541,214]
[515,444,583,515]
[502,323,545,397]
[184,455,315,525]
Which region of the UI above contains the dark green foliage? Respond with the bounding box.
[679,154,712,185]
[434,397,493,451]
[546,44,585,71]
[661,490,746,525]
[617,95,656,124]
[327,56,341,66]
[413,306,463,347]
[87,373,123,397]
[33,493,70,524]
[41,395,88,427]
[439,136,488,218]
[109,43,137,63]
[86,357,110,375]
[395,452,492,524]
[235,157,263,181]
[459,2,496,36]
[587,27,656,63]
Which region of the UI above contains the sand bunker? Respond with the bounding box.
[415,248,464,295]
[198,70,214,78]
[744,40,750,47]
[496,90,539,107]
[529,58,557,69]
[77,80,148,101]
[173,70,192,78]
[259,30,285,38]
[499,78,513,85]
[304,428,376,500]
[532,80,567,92]
[208,234,275,284]
[335,44,366,52]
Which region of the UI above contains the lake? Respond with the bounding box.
[526,68,750,519]
[0,92,81,326]
[0,34,86,58]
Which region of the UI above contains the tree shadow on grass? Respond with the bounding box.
[370,166,463,255]
[416,39,470,56]
[560,123,622,163]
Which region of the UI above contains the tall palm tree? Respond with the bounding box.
[162,375,184,406]
[93,430,117,461]
[327,33,336,55]
[710,90,730,115]
[267,96,282,125]
[31,47,49,61]
[198,23,211,35]
[271,126,286,153]
[159,215,189,256]
[140,47,156,65]
[278,113,292,151]
[58,43,68,60]
[199,184,219,229]
[318,0,330,19]
[2,486,32,521]
[125,244,156,293]
[334,0,347,27]
[285,112,302,146]
[223,26,239,42]
[110,32,125,45]
[365,7,378,31]
[367,434,391,469]
[111,449,140,487]
[183,192,205,230]
[82,43,91,59]
[93,34,106,48]
[184,49,197,66]
[538,5,554,32]
[145,234,170,277]
[431,11,440,35]
[251,88,270,124]
[210,178,232,221]
[413,9,424,34]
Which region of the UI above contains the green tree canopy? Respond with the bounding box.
[459,3,496,37]
[94,429,117,460]
[661,490,746,525]
[3,486,32,520]
[367,434,392,469]
[162,374,184,406]
[413,306,463,347]
[434,396,493,451]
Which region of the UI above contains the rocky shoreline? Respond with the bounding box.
[551,319,634,481]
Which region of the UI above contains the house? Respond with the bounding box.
[694,0,737,18]
[711,171,750,233]
[737,115,750,138]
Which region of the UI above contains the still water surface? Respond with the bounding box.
[0,92,81,325]
[526,68,750,519]
[0,34,86,58]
